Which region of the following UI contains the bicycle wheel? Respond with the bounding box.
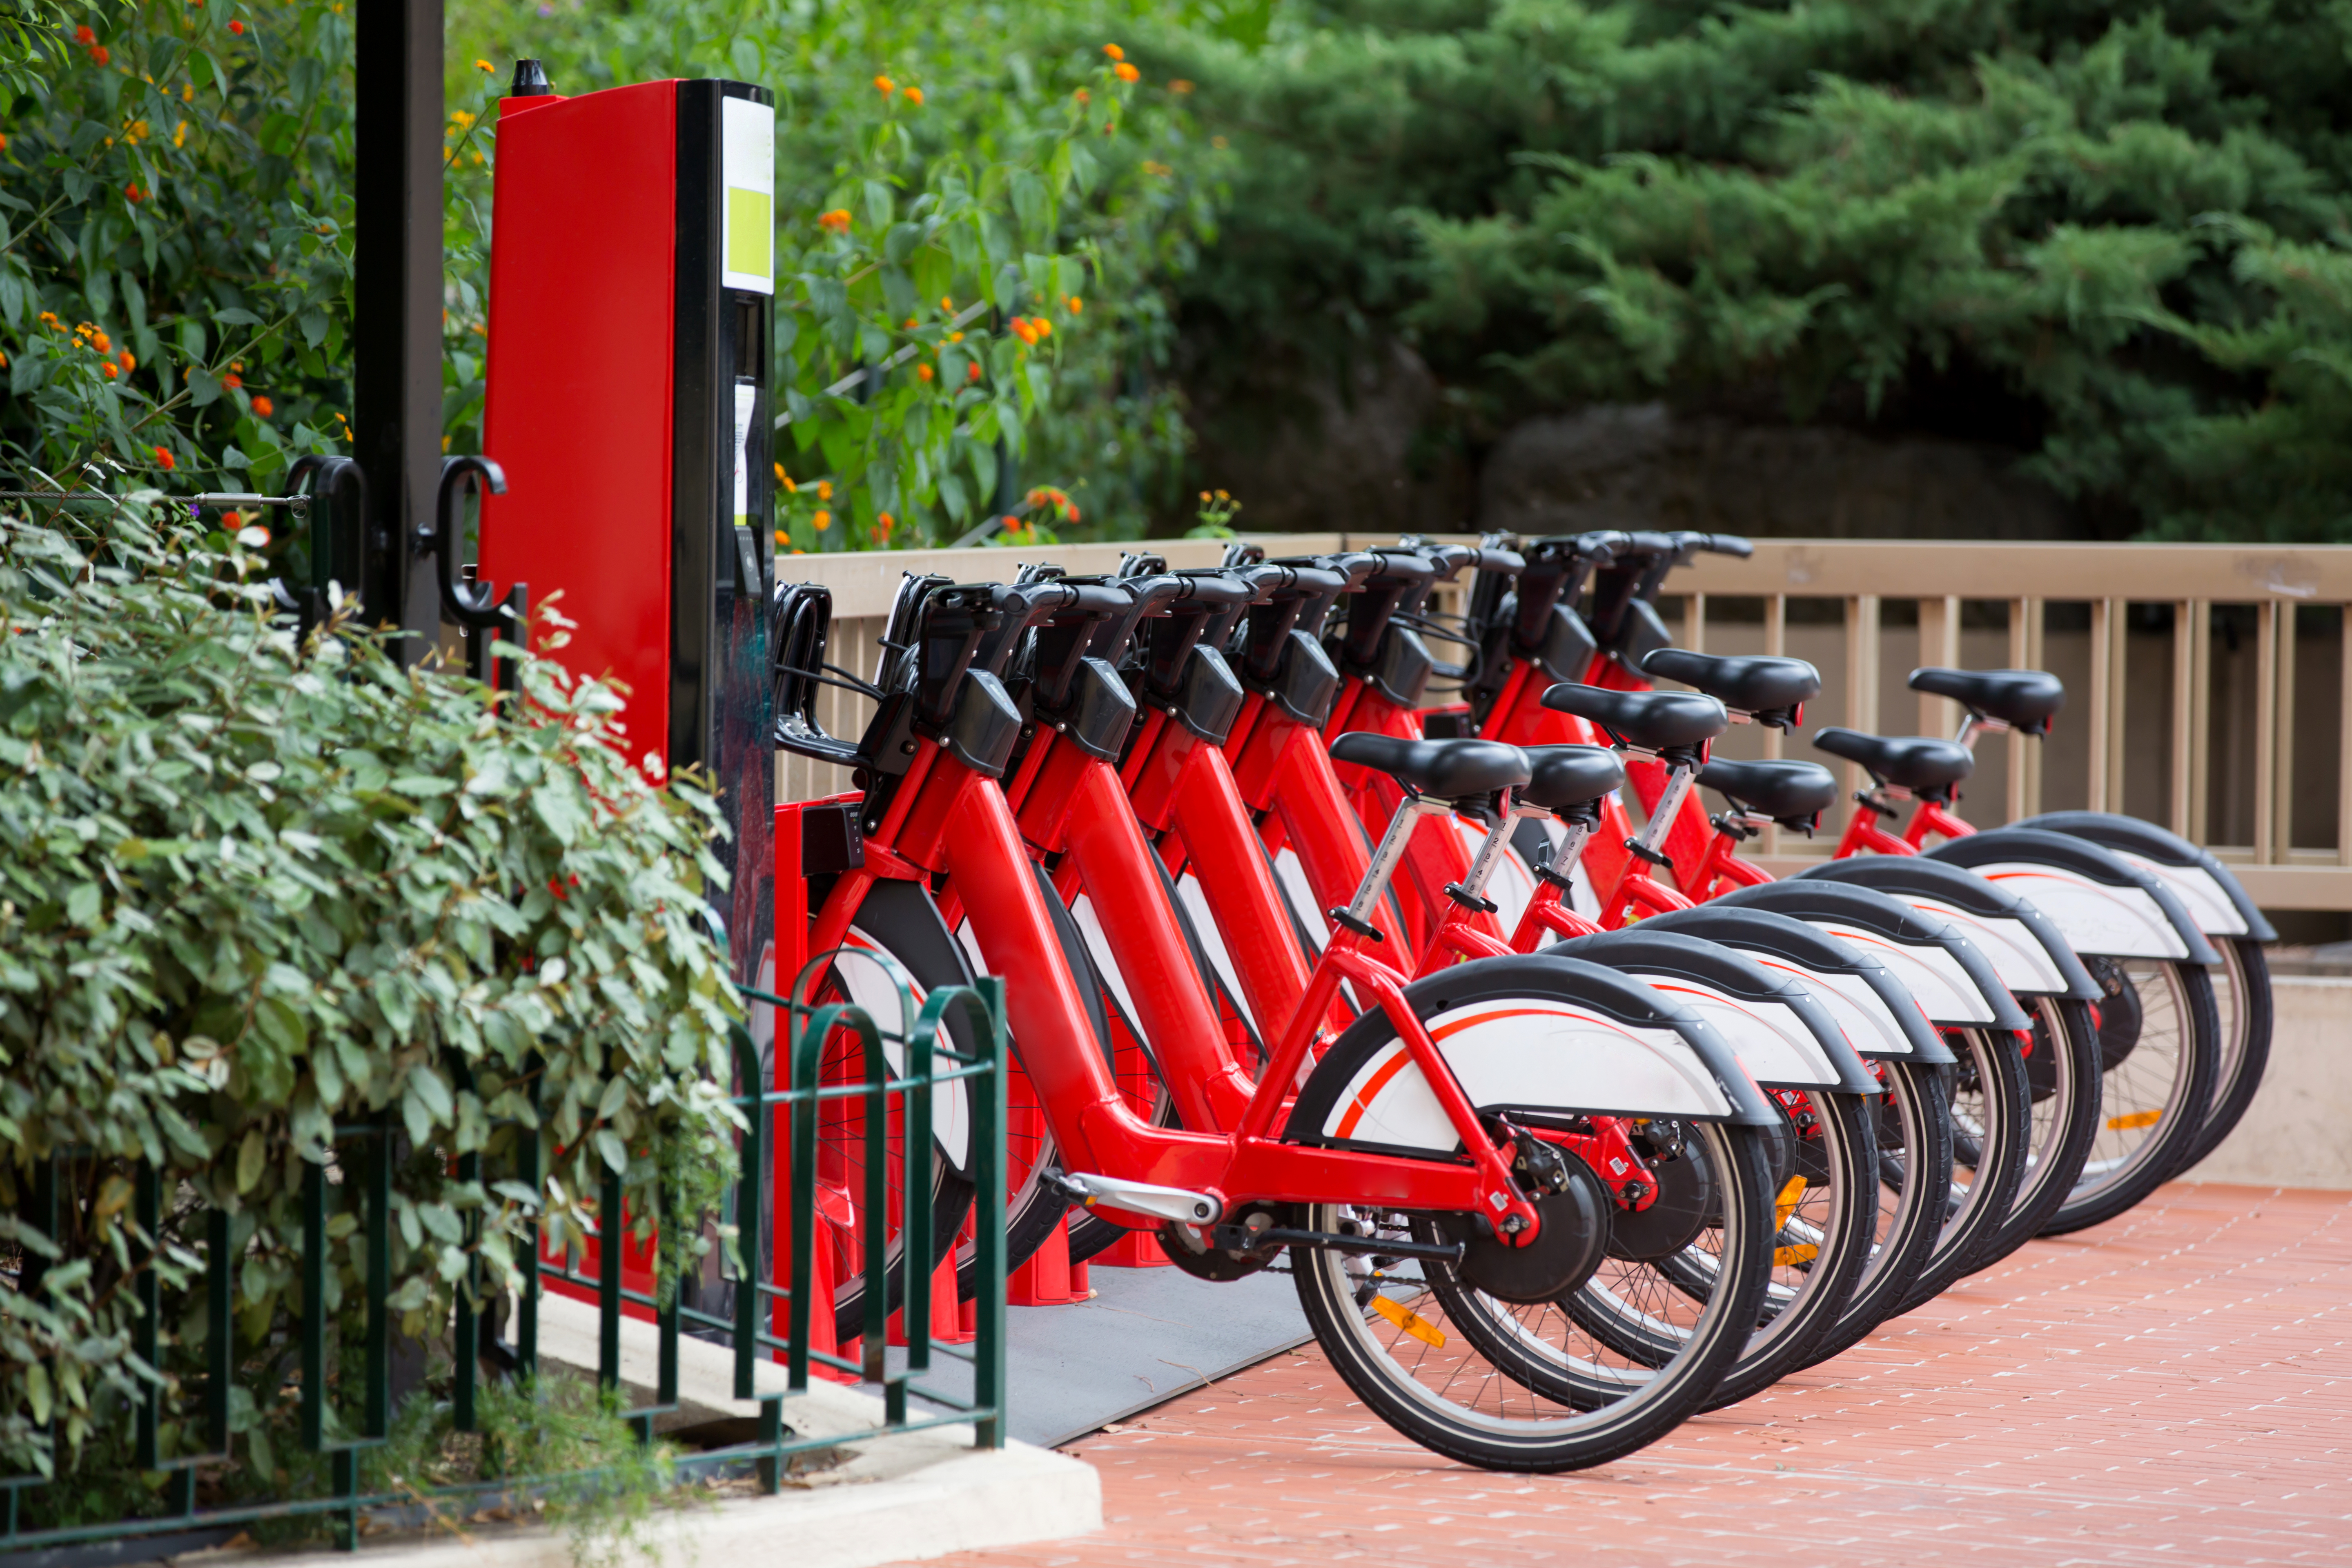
[811,880,978,1339]
[1283,963,1776,1471]
[1893,1026,2031,1315]
[2181,938,2272,1167]
[2039,956,2220,1234]
[1800,1059,1952,1366]
[1690,1089,1876,1408]
[1967,995,2101,1269]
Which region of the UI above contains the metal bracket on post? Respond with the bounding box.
[419,455,526,689]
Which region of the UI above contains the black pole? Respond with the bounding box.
[351,0,445,657]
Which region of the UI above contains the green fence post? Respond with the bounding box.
[300,1158,327,1452]
[862,1011,890,1399]
[972,976,1007,1449]
[134,1163,161,1472]
[599,1163,624,1396]
[731,1023,763,1403]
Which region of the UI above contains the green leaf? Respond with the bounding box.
[236,1128,265,1194]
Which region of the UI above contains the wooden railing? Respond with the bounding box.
[774,536,2352,912]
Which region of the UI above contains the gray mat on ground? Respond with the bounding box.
[884,1263,1310,1449]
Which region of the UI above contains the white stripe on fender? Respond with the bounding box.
[2111,853,2247,938]
[1968,863,2189,959]
[1320,1002,1735,1151]
[1899,897,2068,994]
[1813,923,1997,1025]
[1747,956,1915,1057]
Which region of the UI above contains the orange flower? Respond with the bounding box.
[0,132,9,152]
[1010,317,1038,345]
[222,373,243,390]
[817,208,852,233]
[775,462,792,489]
[90,44,109,65]
[1033,318,1052,339]
[118,350,135,372]
[877,511,895,533]
[153,446,175,470]
[873,74,895,96]
[967,361,982,381]
[227,20,244,35]
[774,528,788,546]
[815,479,833,500]
[1171,79,1195,94]
[102,361,118,379]
[916,363,934,381]
[252,394,273,418]
[74,24,93,44]
[1114,62,1140,82]
[940,296,954,312]
[904,86,924,106]
[1067,295,1083,313]
[122,180,140,201]
[1102,43,1124,60]
[1073,88,1089,103]
[90,330,110,354]
[812,509,831,531]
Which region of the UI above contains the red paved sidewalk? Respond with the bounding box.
[908,1183,2352,1566]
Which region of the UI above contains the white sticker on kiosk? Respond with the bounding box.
[720,96,775,295]
[732,382,757,526]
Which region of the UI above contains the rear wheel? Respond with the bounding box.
[1691,1089,1877,1407]
[811,882,979,1340]
[2180,938,2272,1167]
[1893,1027,2030,1315]
[1284,961,1776,1471]
[1801,1059,1952,1366]
[2039,957,2219,1234]
[1968,996,2101,1269]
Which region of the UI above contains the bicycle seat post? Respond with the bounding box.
[1342,791,1456,940]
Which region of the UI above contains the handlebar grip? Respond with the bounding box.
[1700,533,1754,559]
[1474,546,1526,575]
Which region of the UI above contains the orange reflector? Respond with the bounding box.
[1370,1294,1447,1348]
[1774,1176,1809,1230]
[2107,1108,2163,1131]
[1774,1243,1820,1267]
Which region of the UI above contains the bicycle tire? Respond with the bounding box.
[1967,995,2102,1269]
[809,880,979,1339]
[1283,958,1776,1472]
[1892,1026,2031,1316]
[2039,956,2220,1234]
[1800,1059,1952,1366]
[2181,937,2272,1167]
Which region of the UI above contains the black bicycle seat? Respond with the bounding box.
[1908,666,2065,734]
[1542,684,1726,753]
[1696,758,1837,830]
[1641,650,1819,726]
[1521,744,1625,815]
[1328,733,1530,801]
[1811,728,1975,794]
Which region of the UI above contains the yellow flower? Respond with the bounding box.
[474,58,495,73]
[940,296,954,312]
[948,331,964,342]
[173,119,188,147]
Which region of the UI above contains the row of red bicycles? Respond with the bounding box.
[767,529,2273,1472]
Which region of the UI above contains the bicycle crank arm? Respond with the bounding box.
[1049,1171,1223,1225]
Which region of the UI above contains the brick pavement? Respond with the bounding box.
[906,1183,2352,1567]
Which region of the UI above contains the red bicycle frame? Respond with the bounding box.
[809,728,1545,1238]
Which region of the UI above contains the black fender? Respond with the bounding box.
[1792,856,2100,1002]
[1547,931,1880,1092]
[1925,827,2220,964]
[1640,906,1956,1065]
[1712,882,2033,1031]
[2015,811,2276,942]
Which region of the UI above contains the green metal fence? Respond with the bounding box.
[0,950,1007,1556]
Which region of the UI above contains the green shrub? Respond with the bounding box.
[0,0,352,495]
[0,498,742,1479]
[1163,0,2352,541]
